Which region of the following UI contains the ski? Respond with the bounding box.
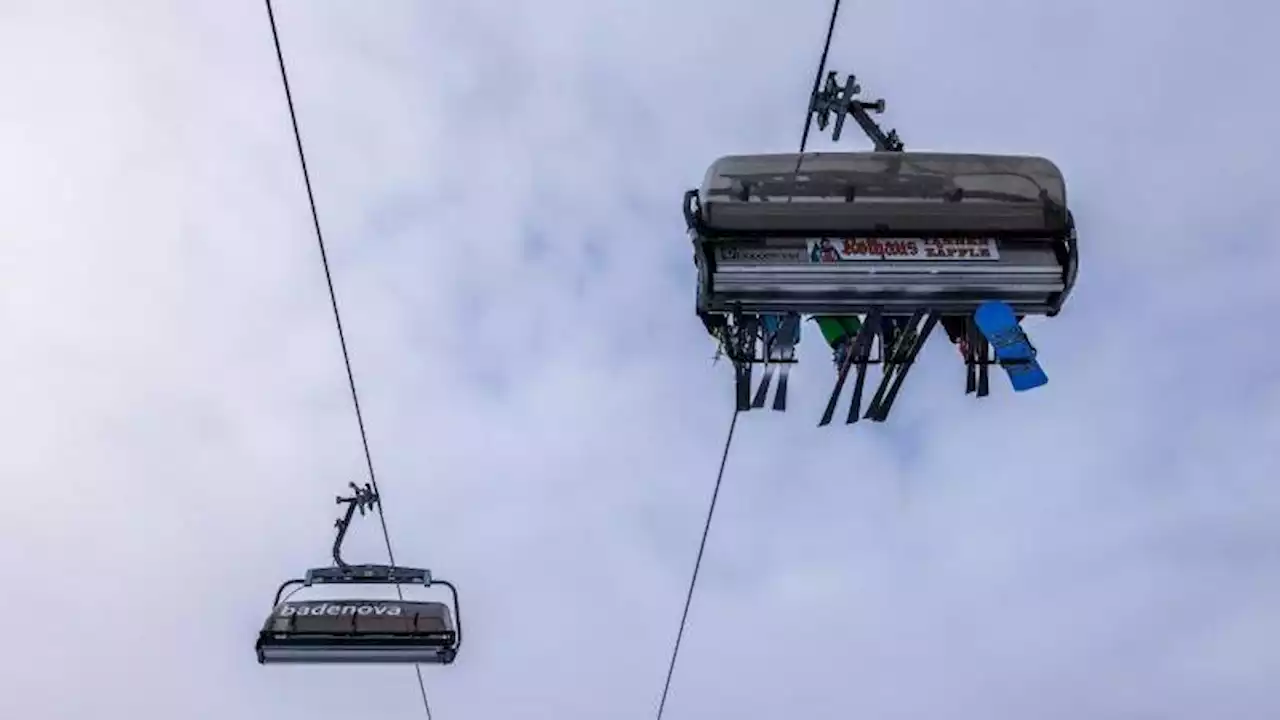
[976,322,990,397]
[820,309,880,427]
[844,334,873,425]
[728,313,758,412]
[734,360,752,411]
[867,312,937,421]
[820,341,859,427]
[978,349,990,396]
[750,363,775,409]
[770,314,800,412]
[772,346,793,411]
[965,316,978,395]
[864,310,924,421]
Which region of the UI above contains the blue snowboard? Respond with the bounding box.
[973,301,1048,392]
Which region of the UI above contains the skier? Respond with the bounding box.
[816,314,935,369]
[761,312,801,355]
[939,310,1027,361]
[941,316,970,358]
[813,315,863,368]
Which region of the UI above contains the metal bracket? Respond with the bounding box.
[306,564,432,587]
[272,565,435,606]
[331,482,379,569]
[810,71,903,150]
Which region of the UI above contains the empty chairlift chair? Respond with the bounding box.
[256,565,461,665]
[255,483,461,666]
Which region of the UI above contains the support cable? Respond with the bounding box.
[655,2,846,715]
[654,409,740,719]
[799,0,844,154]
[262,2,433,717]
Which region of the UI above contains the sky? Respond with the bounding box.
[1,1,1279,718]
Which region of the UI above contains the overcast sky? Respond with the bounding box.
[2,1,1279,718]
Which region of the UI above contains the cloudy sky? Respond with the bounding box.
[2,1,1279,718]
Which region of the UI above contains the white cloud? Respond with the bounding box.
[2,0,1278,718]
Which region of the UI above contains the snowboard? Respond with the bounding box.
[973,301,1047,392]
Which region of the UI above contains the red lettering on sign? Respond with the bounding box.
[828,237,992,259]
[884,240,916,256]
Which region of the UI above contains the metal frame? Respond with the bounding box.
[256,484,462,665]
[258,563,463,665]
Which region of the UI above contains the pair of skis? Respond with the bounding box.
[820,309,939,426]
[726,314,760,412]
[749,314,800,412]
[964,314,992,398]
[973,301,1048,392]
[817,301,1046,426]
[735,300,1045,422]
